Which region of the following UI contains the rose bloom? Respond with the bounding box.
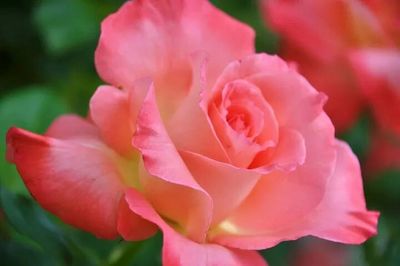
[262,0,400,133]
[6,0,378,265]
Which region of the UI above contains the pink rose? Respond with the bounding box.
[6,0,378,265]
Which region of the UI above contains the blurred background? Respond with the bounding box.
[0,0,399,265]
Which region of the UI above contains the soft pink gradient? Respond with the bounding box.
[6,0,378,265]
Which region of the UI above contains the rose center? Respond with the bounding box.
[226,107,251,136]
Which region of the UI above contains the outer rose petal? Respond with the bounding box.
[45,114,101,140]
[303,141,379,244]
[6,126,128,239]
[89,85,134,155]
[95,0,254,106]
[210,139,378,249]
[133,84,212,242]
[117,193,158,241]
[123,189,267,266]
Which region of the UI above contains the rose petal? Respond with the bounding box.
[45,114,101,140]
[167,52,228,162]
[250,127,306,172]
[133,84,212,242]
[6,127,128,239]
[95,0,254,112]
[302,141,379,244]
[117,192,158,241]
[209,79,279,168]
[211,54,327,130]
[209,137,378,249]
[209,113,337,249]
[89,85,134,155]
[123,189,267,266]
[247,71,327,130]
[180,150,261,225]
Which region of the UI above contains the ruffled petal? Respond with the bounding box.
[89,85,134,155]
[209,136,378,249]
[303,141,379,244]
[212,54,327,130]
[123,189,267,266]
[180,151,261,225]
[167,52,228,162]
[133,84,212,242]
[250,127,306,172]
[117,192,158,241]
[6,127,129,239]
[209,114,337,249]
[95,0,254,111]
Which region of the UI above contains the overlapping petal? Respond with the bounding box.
[132,84,212,242]
[211,54,327,130]
[209,113,337,249]
[89,85,134,155]
[209,136,378,249]
[123,189,267,266]
[181,151,261,226]
[6,122,130,239]
[167,52,228,162]
[95,0,254,114]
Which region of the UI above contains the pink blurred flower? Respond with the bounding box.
[262,0,400,133]
[290,238,350,266]
[6,0,378,265]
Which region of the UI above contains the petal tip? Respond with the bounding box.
[6,127,48,163]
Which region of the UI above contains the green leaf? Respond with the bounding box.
[365,170,400,213]
[0,86,68,194]
[339,115,371,161]
[34,0,100,55]
[261,241,295,266]
[107,233,163,266]
[0,187,67,265]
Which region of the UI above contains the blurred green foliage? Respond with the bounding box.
[0,0,398,265]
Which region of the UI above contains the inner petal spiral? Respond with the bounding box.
[209,79,279,168]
